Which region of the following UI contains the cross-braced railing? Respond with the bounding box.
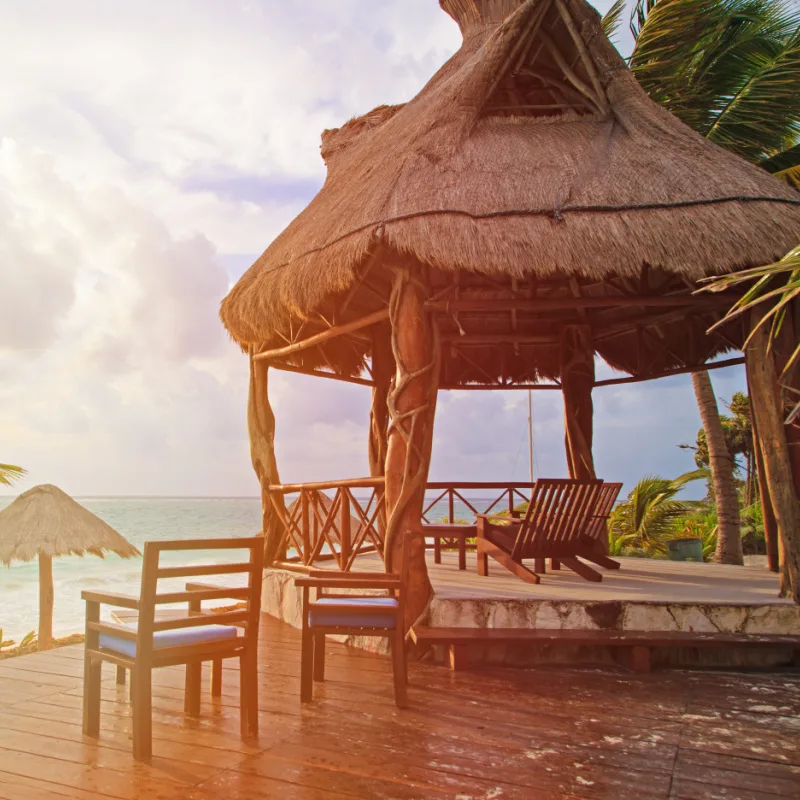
[268,479,386,572]
[422,482,536,524]
[267,479,538,572]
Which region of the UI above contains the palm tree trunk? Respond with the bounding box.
[691,370,743,564]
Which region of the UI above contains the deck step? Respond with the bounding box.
[409,626,800,672]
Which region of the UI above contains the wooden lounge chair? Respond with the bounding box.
[295,566,408,708]
[551,481,623,571]
[477,479,611,583]
[81,536,263,761]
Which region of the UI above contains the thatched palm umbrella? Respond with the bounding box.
[220,0,800,621]
[0,485,140,649]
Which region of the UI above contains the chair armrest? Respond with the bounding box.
[306,570,400,580]
[476,514,521,527]
[295,576,402,591]
[81,590,139,609]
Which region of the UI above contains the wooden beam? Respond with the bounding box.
[542,36,604,113]
[254,309,390,362]
[443,333,556,345]
[270,362,375,387]
[554,0,608,112]
[427,295,735,313]
[268,477,385,494]
[593,357,745,388]
[440,383,563,391]
[438,358,745,391]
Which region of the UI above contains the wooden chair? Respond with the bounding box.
[551,481,623,572]
[477,479,609,583]
[294,566,408,708]
[81,536,264,761]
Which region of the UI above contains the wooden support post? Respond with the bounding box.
[449,643,468,671]
[384,262,440,628]
[339,490,351,567]
[301,492,310,566]
[773,313,800,502]
[211,659,223,697]
[370,324,394,540]
[38,552,54,650]
[751,401,780,572]
[248,356,286,566]
[369,324,393,479]
[630,646,652,673]
[560,325,596,481]
[746,318,800,601]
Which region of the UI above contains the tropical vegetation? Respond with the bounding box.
[603,0,800,565]
[0,629,36,655]
[606,467,765,562]
[680,392,757,504]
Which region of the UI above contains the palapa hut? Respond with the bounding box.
[0,485,140,648]
[221,0,800,621]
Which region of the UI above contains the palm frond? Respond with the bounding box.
[630,0,800,152]
[668,467,710,492]
[705,22,800,161]
[630,0,659,39]
[0,463,27,487]
[629,0,738,129]
[702,245,800,377]
[602,0,628,44]
[759,141,800,187]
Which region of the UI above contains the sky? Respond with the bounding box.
[0,0,745,499]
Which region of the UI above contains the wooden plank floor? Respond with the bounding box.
[0,615,798,800]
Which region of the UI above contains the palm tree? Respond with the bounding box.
[603,0,800,564]
[0,464,26,487]
[683,392,756,502]
[608,470,707,552]
[691,372,743,563]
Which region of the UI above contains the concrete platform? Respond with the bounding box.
[261,551,800,669]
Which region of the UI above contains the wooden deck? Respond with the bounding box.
[0,615,798,800]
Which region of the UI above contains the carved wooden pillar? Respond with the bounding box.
[752,419,780,572]
[384,263,440,628]
[748,368,780,572]
[369,323,394,539]
[248,355,286,565]
[745,319,800,602]
[773,308,800,501]
[369,323,394,479]
[560,325,596,480]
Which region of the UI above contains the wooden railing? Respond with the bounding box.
[267,479,538,572]
[268,479,386,572]
[422,482,535,524]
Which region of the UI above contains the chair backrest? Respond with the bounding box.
[584,482,623,544]
[512,480,604,559]
[135,536,264,656]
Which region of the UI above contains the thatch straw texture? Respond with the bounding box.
[0,485,140,565]
[221,0,800,379]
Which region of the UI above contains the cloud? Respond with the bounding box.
[0,142,80,351]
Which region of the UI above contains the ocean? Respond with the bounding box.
[0,494,473,642]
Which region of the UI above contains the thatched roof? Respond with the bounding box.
[221,0,800,386]
[0,485,140,565]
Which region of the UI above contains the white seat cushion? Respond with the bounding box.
[99,624,239,658]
